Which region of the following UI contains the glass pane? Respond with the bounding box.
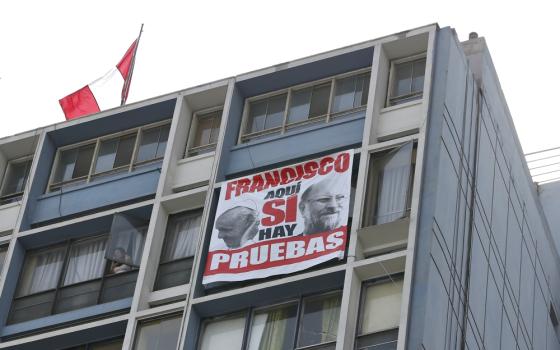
[199,315,245,350]
[356,329,399,350]
[161,211,202,262]
[1,159,31,196]
[72,144,95,179]
[353,74,370,108]
[333,76,357,113]
[105,213,147,269]
[193,116,215,147]
[113,134,136,168]
[95,139,118,173]
[392,62,412,97]
[100,270,138,302]
[360,74,371,106]
[412,59,426,93]
[249,101,267,133]
[8,290,56,324]
[209,114,221,144]
[264,94,287,130]
[0,246,7,276]
[288,88,311,124]
[155,124,170,159]
[154,258,193,290]
[360,280,403,335]
[54,280,101,314]
[373,142,413,225]
[247,303,297,350]
[17,246,66,296]
[54,148,78,183]
[309,83,331,117]
[136,128,160,163]
[135,315,182,350]
[298,293,341,347]
[63,237,107,285]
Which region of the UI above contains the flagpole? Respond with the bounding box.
[121,23,144,106]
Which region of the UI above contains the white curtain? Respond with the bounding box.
[106,213,147,267]
[63,237,107,285]
[161,211,201,262]
[19,247,65,296]
[199,316,245,350]
[375,142,413,225]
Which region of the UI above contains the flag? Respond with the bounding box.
[59,35,140,120]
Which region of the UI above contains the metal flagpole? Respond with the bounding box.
[121,23,144,106]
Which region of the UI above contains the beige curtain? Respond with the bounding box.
[258,307,289,350]
[320,295,341,343]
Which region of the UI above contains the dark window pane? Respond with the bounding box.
[94,139,118,173]
[392,62,412,97]
[208,114,221,144]
[298,293,341,347]
[73,144,95,179]
[8,291,56,324]
[113,134,136,168]
[264,94,286,130]
[136,128,159,163]
[100,270,138,303]
[288,88,312,124]
[360,74,371,106]
[134,315,183,350]
[155,124,170,158]
[247,303,297,350]
[412,59,426,93]
[1,159,31,196]
[90,339,124,350]
[54,148,78,183]
[309,83,331,118]
[249,101,267,133]
[356,329,399,350]
[193,116,215,147]
[54,280,101,314]
[154,258,193,290]
[0,246,7,277]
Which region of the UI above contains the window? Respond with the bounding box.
[8,215,147,324]
[64,338,124,350]
[187,109,222,157]
[241,70,370,142]
[134,314,183,350]
[197,291,342,350]
[356,277,403,350]
[0,245,8,277]
[48,121,171,192]
[0,156,32,205]
[154,210,202,290]
[387,55,426,106]
[363,142,416,227]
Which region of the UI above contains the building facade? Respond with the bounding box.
[0,24,559,349]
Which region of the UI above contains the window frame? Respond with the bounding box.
[0,244,8,277]
[8,232,141,324]
[386,53,427,107]
[355,275,404,350]
[153,208,204,291]
[362,141,417,227]
[238,68,371,143]
[133,312,184,350]
[186,106,224,157]
[197,289,342,350]
[0,155,33,205]
[47,119,171,192]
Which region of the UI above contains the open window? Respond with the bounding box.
[154,209,202,290]
[355,277,403,350]
[8,214,147,324]
[0,156,33,205]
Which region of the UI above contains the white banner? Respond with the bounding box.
[203,150,353,285]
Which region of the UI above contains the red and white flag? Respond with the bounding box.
[59,35,140,120]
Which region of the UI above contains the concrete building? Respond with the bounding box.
[0,23,559,349]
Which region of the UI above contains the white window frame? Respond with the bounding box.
[386,53,427,107]
[185,106,223,157]
[238,67,372,144]
[47,119,171,192]
[0,155,33,204]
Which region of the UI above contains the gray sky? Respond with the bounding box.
[0,0,557,153]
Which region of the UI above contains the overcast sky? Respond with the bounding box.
[0,0,557,154]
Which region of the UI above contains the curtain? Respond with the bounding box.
[320,294,341,343]
[199,315,245,350]
[375,142,413,224]
[63,237,107,285]
[161,211,201,262]
[258,307,291,350]
[19,247,65,296]
[106,213,147,267]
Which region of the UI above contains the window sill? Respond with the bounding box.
[180,151,216,164]
[0,200,22,211]
[233,111,365,151]
[148,284,190,307]
[358,217,410,258]
[39,162,162,200]
[380,99,422,114]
